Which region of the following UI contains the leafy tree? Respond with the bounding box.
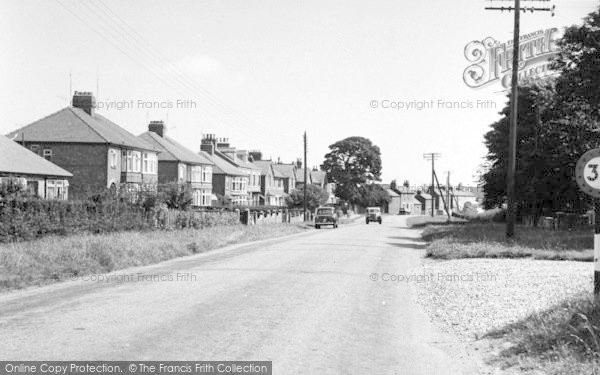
[158,182,193,210]
[286,184,329,210]
[552,7,600,119]
[321,137,383,206]
[359,184,391,207]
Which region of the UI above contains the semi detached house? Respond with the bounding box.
[6,92,159,198]
[139,121,214,207]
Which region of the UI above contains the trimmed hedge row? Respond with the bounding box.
[0,198,240,243]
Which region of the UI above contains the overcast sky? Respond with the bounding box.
[1,0,598,185]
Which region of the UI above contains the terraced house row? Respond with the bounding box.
[2,92,335,207]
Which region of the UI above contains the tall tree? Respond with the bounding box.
[286,184,329,210]
[321,137,383,205]
[359,184,392,207]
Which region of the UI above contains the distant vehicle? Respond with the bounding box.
[366,207,382,224]
[315,206,338,229]
[398,208,408,215]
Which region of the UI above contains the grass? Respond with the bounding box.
[0,223,307,292]
[421,222,594,261]
[483,294,600,374]
[405,215,467,228]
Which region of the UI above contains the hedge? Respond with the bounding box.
[0,198,240,243]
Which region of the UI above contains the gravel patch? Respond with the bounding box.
[414,258,593,341]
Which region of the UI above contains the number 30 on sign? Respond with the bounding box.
[576,149,600,198]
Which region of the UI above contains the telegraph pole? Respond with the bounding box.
[423,153,441,217]
[303,131,308,222]
[485,0,555,239]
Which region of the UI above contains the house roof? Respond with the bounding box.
[202,151,247,176]
[0,135,72,178]
[6,107,157,151]
[296,168,312,183]
[251,160,273,176]
[385,188,400,197]
[252,160,285,178]
[310,170,326,184]
[272,163,296,179]
[234,157,260,171]
[417,193,432,199]
[139,132,213,165]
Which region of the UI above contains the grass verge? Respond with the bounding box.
[0,223,306,292]
[484,294,600,374]
[406,215,467,228]
[422,222,593,261]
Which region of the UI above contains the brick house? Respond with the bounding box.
[139,121,214,207]
[252,160,286,206]
[200,135,261,206]
[200,135,250,206]
[6,92,159,198]
[0,134,72,199]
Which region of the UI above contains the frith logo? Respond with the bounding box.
[463,28,561,89]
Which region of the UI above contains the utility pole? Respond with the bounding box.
[303,131,308,222]
[423,153,441,217]
[485,0,555,239]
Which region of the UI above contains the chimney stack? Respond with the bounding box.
[249,150,262,162]
[200,133,217,155]
[148,120,165,137]
[236,150,249,163]
[296,158,302,169]
[72,91,96,116]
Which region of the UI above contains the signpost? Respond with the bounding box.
[575,149,600,303]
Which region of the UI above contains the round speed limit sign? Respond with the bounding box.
[576,148,600,198]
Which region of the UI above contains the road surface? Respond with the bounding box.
[0,215,477,374]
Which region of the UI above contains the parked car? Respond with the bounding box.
[398,208,408,215]
[366,207,382,224]
[315,206,338,229]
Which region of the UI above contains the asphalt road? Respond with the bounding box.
[0,215,476,374]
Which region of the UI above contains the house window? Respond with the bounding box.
[178,164,186,181]
[110,150,117,168]
[132,151,141,172]
[122,150,133,171]
[151,154,157,174]
[192,189,202,206]
[202,166,212,183]
[30,144,40,155]
[201,189,211,206]
[143,153,149,173]
[191,166,202,182]
[46,180,68,200]
[43,149,52,161]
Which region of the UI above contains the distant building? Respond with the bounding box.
[415,191,432,215]
[384,188,401,214]
[200,136,248,206]
[0,134,72,199]
[252,160,286,206]
[139,121,214,207]
[6,92,159,198]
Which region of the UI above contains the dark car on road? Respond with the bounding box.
[315,206,338,229]
[366,207,382,224]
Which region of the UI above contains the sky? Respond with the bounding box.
[1,0,599,186]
